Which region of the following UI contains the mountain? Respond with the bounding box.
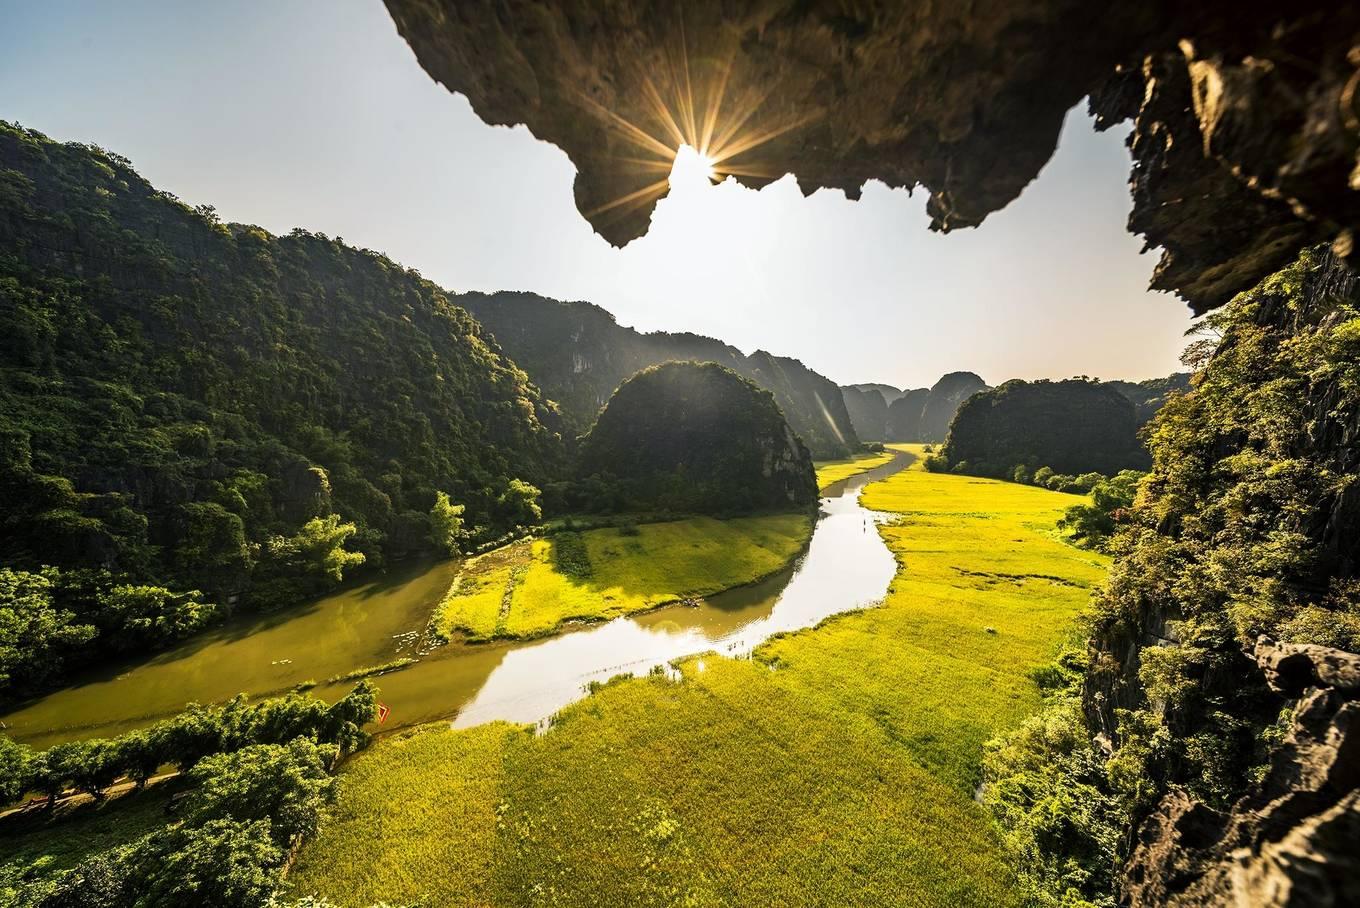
[848,383,905,404]
[458,292,859,459]
[939,378,1151,477]
[883,388,930,441]
[874,372,988,443]
[840,386,890,442]
[918,372,990,442]
[0,122,562,691]
[576,362,817,514]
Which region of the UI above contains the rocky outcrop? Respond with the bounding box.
[384,0,1360,311]
[1122,639,1360,907]
[840,385,890,442]
[884,388,930,442]
[576,361,817,514]
[918,372,988,442]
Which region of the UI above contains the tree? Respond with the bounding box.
[292,515,366,583]
[428,491,466,556]
[498,479,543,526]
[0,568,97,691]
[135,819,284,908]
[186,739,337,844]
[0,735,32,805]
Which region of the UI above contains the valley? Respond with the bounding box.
[288,449,1106,906]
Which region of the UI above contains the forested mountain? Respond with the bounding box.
[1105,373,1192,424]
[576,362,816,514]
[458,291,859,458]
[0,122,560,695]
[939,378,1150,477]
[865,372,987,443]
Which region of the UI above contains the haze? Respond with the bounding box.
[0,0,1192,389]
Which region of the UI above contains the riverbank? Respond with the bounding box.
[433,514,813,642]
[814,449,896,490]
[290,446,1108,906]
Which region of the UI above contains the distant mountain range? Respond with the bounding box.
[458,292,860,459]
[839,372,1190,446]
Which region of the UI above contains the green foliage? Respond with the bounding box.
[941,378,1152,478]
[1058,470,1144,549]
[427,491,465,556]
[574,361,818,515]
[496,478,542,527]
[0,569,95,691]
[0,121,564,698]
[997,248,1360,906]
[186,739,338,843]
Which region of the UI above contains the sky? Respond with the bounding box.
[0,0,1193,390]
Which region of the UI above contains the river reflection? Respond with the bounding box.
[1,452,911,747]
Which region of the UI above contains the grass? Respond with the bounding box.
[325,657,417,685]
[813,449,896,490]
[0,778,186,898]
[291,447,1108,907]
[433,514,813,642]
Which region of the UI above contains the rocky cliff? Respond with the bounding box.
[884,388,930,442]
[383,0,1360,312]
[459,291,859,458]
[917,372,989,443]
[840,385,890,443]
[576,361,817,514]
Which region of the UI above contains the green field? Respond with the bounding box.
[290,449,1107,906]
[813,450,896,490]
[433,514,813,641]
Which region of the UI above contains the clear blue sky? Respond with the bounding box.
[0,0,1192,389]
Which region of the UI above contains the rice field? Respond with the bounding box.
[290,447,1108,906]
[433,514,813,641]
[813,450,896,490]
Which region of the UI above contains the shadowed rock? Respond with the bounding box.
[384,0,1360,311]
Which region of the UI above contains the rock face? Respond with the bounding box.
[384,0,1360,311]
[884,388,930,442]
[577,361,817,514]
[461,291,859,459]
[942,378,1150,476]
[840,385,890,442]
[1122,638,1360,908]
[918,372,989,442]
[849,383,905,405]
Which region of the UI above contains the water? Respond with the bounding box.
[1,452,912,747]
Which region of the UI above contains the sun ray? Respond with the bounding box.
[583,177,672,220]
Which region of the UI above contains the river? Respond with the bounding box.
[1,451,912,748]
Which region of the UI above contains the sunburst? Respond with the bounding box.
[575,34,822,224]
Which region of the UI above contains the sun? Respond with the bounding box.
[669,145,717,188]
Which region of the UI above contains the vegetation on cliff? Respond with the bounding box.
[459,291,859,459]
[0,122,560,698]
[574,362,818,515]
[982,248,1360,905]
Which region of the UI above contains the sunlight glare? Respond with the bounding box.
[669,145,717,189]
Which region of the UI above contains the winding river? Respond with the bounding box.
[1,452,912,748]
